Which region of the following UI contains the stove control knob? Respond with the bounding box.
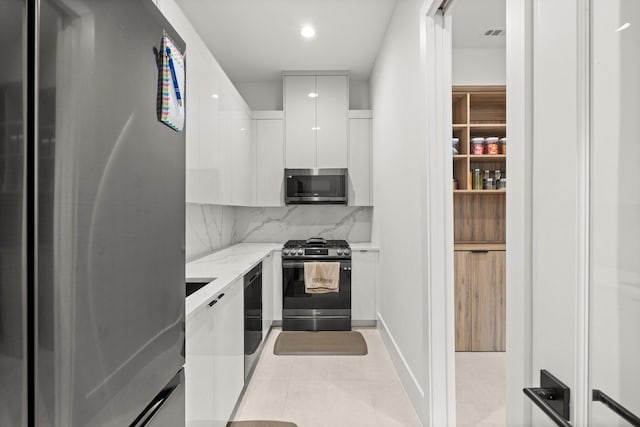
[297,249,304,256]
[344,249,351,256]
[337,249,343,255]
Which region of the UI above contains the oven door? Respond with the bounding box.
[285,169,348,204]
[282,260,351,330]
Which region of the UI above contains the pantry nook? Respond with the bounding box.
[452,85,506,352]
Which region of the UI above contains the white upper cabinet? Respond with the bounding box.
[284,75,317,168]
[158,0,253,207]
[284,73,348,169]
[255,119,284,206]
[198,55,222,205]
[348,117,372,206]
[316,76,348,168]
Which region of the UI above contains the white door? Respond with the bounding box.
[514,1,640,426]
[589,1,640,425]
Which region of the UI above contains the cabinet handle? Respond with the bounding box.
[471,250,489,254]
[208,299,218,307]
[523,370,571,427]
[593,390,640,426]
[217,293,225,299]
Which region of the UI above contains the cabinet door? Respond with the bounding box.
[284,75,316,168]
[352,251,378,322]
[185,45,204,204]
[198,55,222,205]
[348,118,372,206]
[316,75,348,168]
[255,119,284,206]
[231,111,252,206]
[454,251,473,351]
[471,251,505,351]
[262,252,274,336]
[212,278,244,426]
[185,305,216,426]
[272,251,283,321]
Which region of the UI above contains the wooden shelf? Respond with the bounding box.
[455,242,506,251]
[468,123,506,128]
[454,190,506,194]
[469,154,506,160]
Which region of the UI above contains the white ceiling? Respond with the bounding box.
[450,0,506,49]
[174,0,397,82]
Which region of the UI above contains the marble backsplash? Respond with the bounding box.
[232,205,373,244]
[186,204,373,261]
[186,204,235,262]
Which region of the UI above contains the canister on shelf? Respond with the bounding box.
[471,137,485,155]
[452,137,460,155]
[484,177,495,190]
[483,169,491,180]
[499,137,507,154]
[485,137,500,155]
[472,169,482,190]
[497,178,507,189]
[494,169,502,182]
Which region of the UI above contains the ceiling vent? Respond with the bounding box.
[484,29,504,36]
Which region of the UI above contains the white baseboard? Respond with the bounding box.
[377,313,425,426]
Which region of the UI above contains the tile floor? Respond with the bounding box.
[232,327,422,427]
[455,352,506,427]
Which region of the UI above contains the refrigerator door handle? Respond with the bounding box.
[130,371,183,427]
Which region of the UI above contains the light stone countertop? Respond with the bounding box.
[185,243,281,318]
[350,242,380,251]
[185,241,378,318]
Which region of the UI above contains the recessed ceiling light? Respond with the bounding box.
[311,127,320,131]
[308,92,318,98]
[211,94,219,99]
[301,25,316,38]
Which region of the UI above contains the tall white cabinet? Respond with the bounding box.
[348,114,373,206]
[284,73,348,169]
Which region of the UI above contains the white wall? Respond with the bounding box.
[235,78,371,111]
[453,47,506,85]
[369,0,428,422]
[234,81,283,110]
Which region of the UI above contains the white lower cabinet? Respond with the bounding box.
[351,250,378,322]
[185,299,215,425]
[186,278,244,427]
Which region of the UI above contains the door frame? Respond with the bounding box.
[422,0,592,425]
[420,0,456,425]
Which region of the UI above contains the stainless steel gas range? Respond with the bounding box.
[282,238,352,331]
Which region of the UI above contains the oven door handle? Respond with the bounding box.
[283,261,351,269]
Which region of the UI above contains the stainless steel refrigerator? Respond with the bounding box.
[0,0,186,425]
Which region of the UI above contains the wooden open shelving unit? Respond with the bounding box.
[453,86,506,352]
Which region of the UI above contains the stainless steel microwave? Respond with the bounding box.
[284,169,348,205]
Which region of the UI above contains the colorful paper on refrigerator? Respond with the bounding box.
[158,33,185,132]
